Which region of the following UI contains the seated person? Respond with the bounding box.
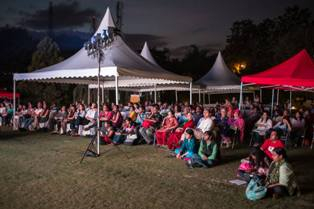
[38,102,50,129]
[193,106,203,125]
[229,109,245,144]
[194,108,213,140]
[84,103,97,131]
[266,148,299,198]
[252,111,272,146]
[189,131,220,168]
[128,106,137,122]
[237,147,268,183]
[112,117,136,145]
[100,121,115,144]
[290,111,305,147]
[111,104,123,129]
[174,128,196,160]
[22,103,34,130]
[260,130,285,161]
[70,103,87,136]
[215,107,231,144]
[99,104,113,127]
[0,103,7,126]
[167,112,195,150]
[155,110,178,146]
[52,106,67,134]
[33,102,44,130]
[135,106,146,126]
[273,116,291,138]
[139,105,162,144]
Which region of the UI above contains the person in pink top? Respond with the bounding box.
[261,130,284,161]
[230,109,245,143]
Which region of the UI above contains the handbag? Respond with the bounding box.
[245,177,267,201]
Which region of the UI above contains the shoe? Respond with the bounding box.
[186,160,193,169]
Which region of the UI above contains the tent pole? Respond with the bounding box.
[260,88,262,104]
[198,89,201,103]
[154,84,157,103]
[253,91,255,101]
[276,89,280,105]
[271,89,275,118]
[239,82,243,110]
[13,79,16,130]
[115,75,119,105]
[175,90,178,103]
[203,92,205,104]
[102,85,104,104]
[189,82,192,105]
[87,86,90,105]
[96,61,101,155]
[208,93,211,104]
[289,91,292,113]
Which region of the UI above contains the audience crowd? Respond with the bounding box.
[1,95,314,200]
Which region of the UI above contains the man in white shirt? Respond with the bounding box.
[194,109,213,139]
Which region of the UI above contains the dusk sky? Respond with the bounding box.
[1,0,314,50]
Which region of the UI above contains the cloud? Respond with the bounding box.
[18,1,99,30]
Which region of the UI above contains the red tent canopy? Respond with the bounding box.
[0,90,20,99]
[241,49,314,88]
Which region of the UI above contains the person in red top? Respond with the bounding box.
[155,110,179,146]
[260,130,284,160]
[167,112,195,150]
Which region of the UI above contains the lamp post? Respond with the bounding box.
[84,28,115,155]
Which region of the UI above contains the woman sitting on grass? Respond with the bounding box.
[188,131,220,168]
[265,148,299,198]
[167,112,195,150]
[112,117,137,145]
[155,110,178,146]
[100,121,115,144]
[237,147,268,183]
[174,128,196,160]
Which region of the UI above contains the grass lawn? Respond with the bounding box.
[0,129,314,209]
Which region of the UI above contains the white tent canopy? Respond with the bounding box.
[195,51,240,92]
[14,8,192,87]
[140,42,159,66]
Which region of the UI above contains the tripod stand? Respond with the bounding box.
[80,134,99,163]
[80,129,130,163]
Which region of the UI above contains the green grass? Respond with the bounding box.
[0,130,314,209]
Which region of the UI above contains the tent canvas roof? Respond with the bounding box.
[14,8,191,86]
[195,51,240,89]
[241,49,314,88]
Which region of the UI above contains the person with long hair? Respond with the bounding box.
[167,112,195,150]
[188,131,220,168]
[174,128,196,160]
[155,110,178,146]
[252,111,273,146]
[290,111,305,147]
[266,148,299,198]
[111,104,123,129]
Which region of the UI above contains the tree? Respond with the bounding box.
[224,6,314,75]
[0,26,35,89]
[28,36,63,72]
[17,36,73,105]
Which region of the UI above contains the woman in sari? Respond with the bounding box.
[155,110,178,146]
[167,112,195,150]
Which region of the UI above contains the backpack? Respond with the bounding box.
[245,176,267,201]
